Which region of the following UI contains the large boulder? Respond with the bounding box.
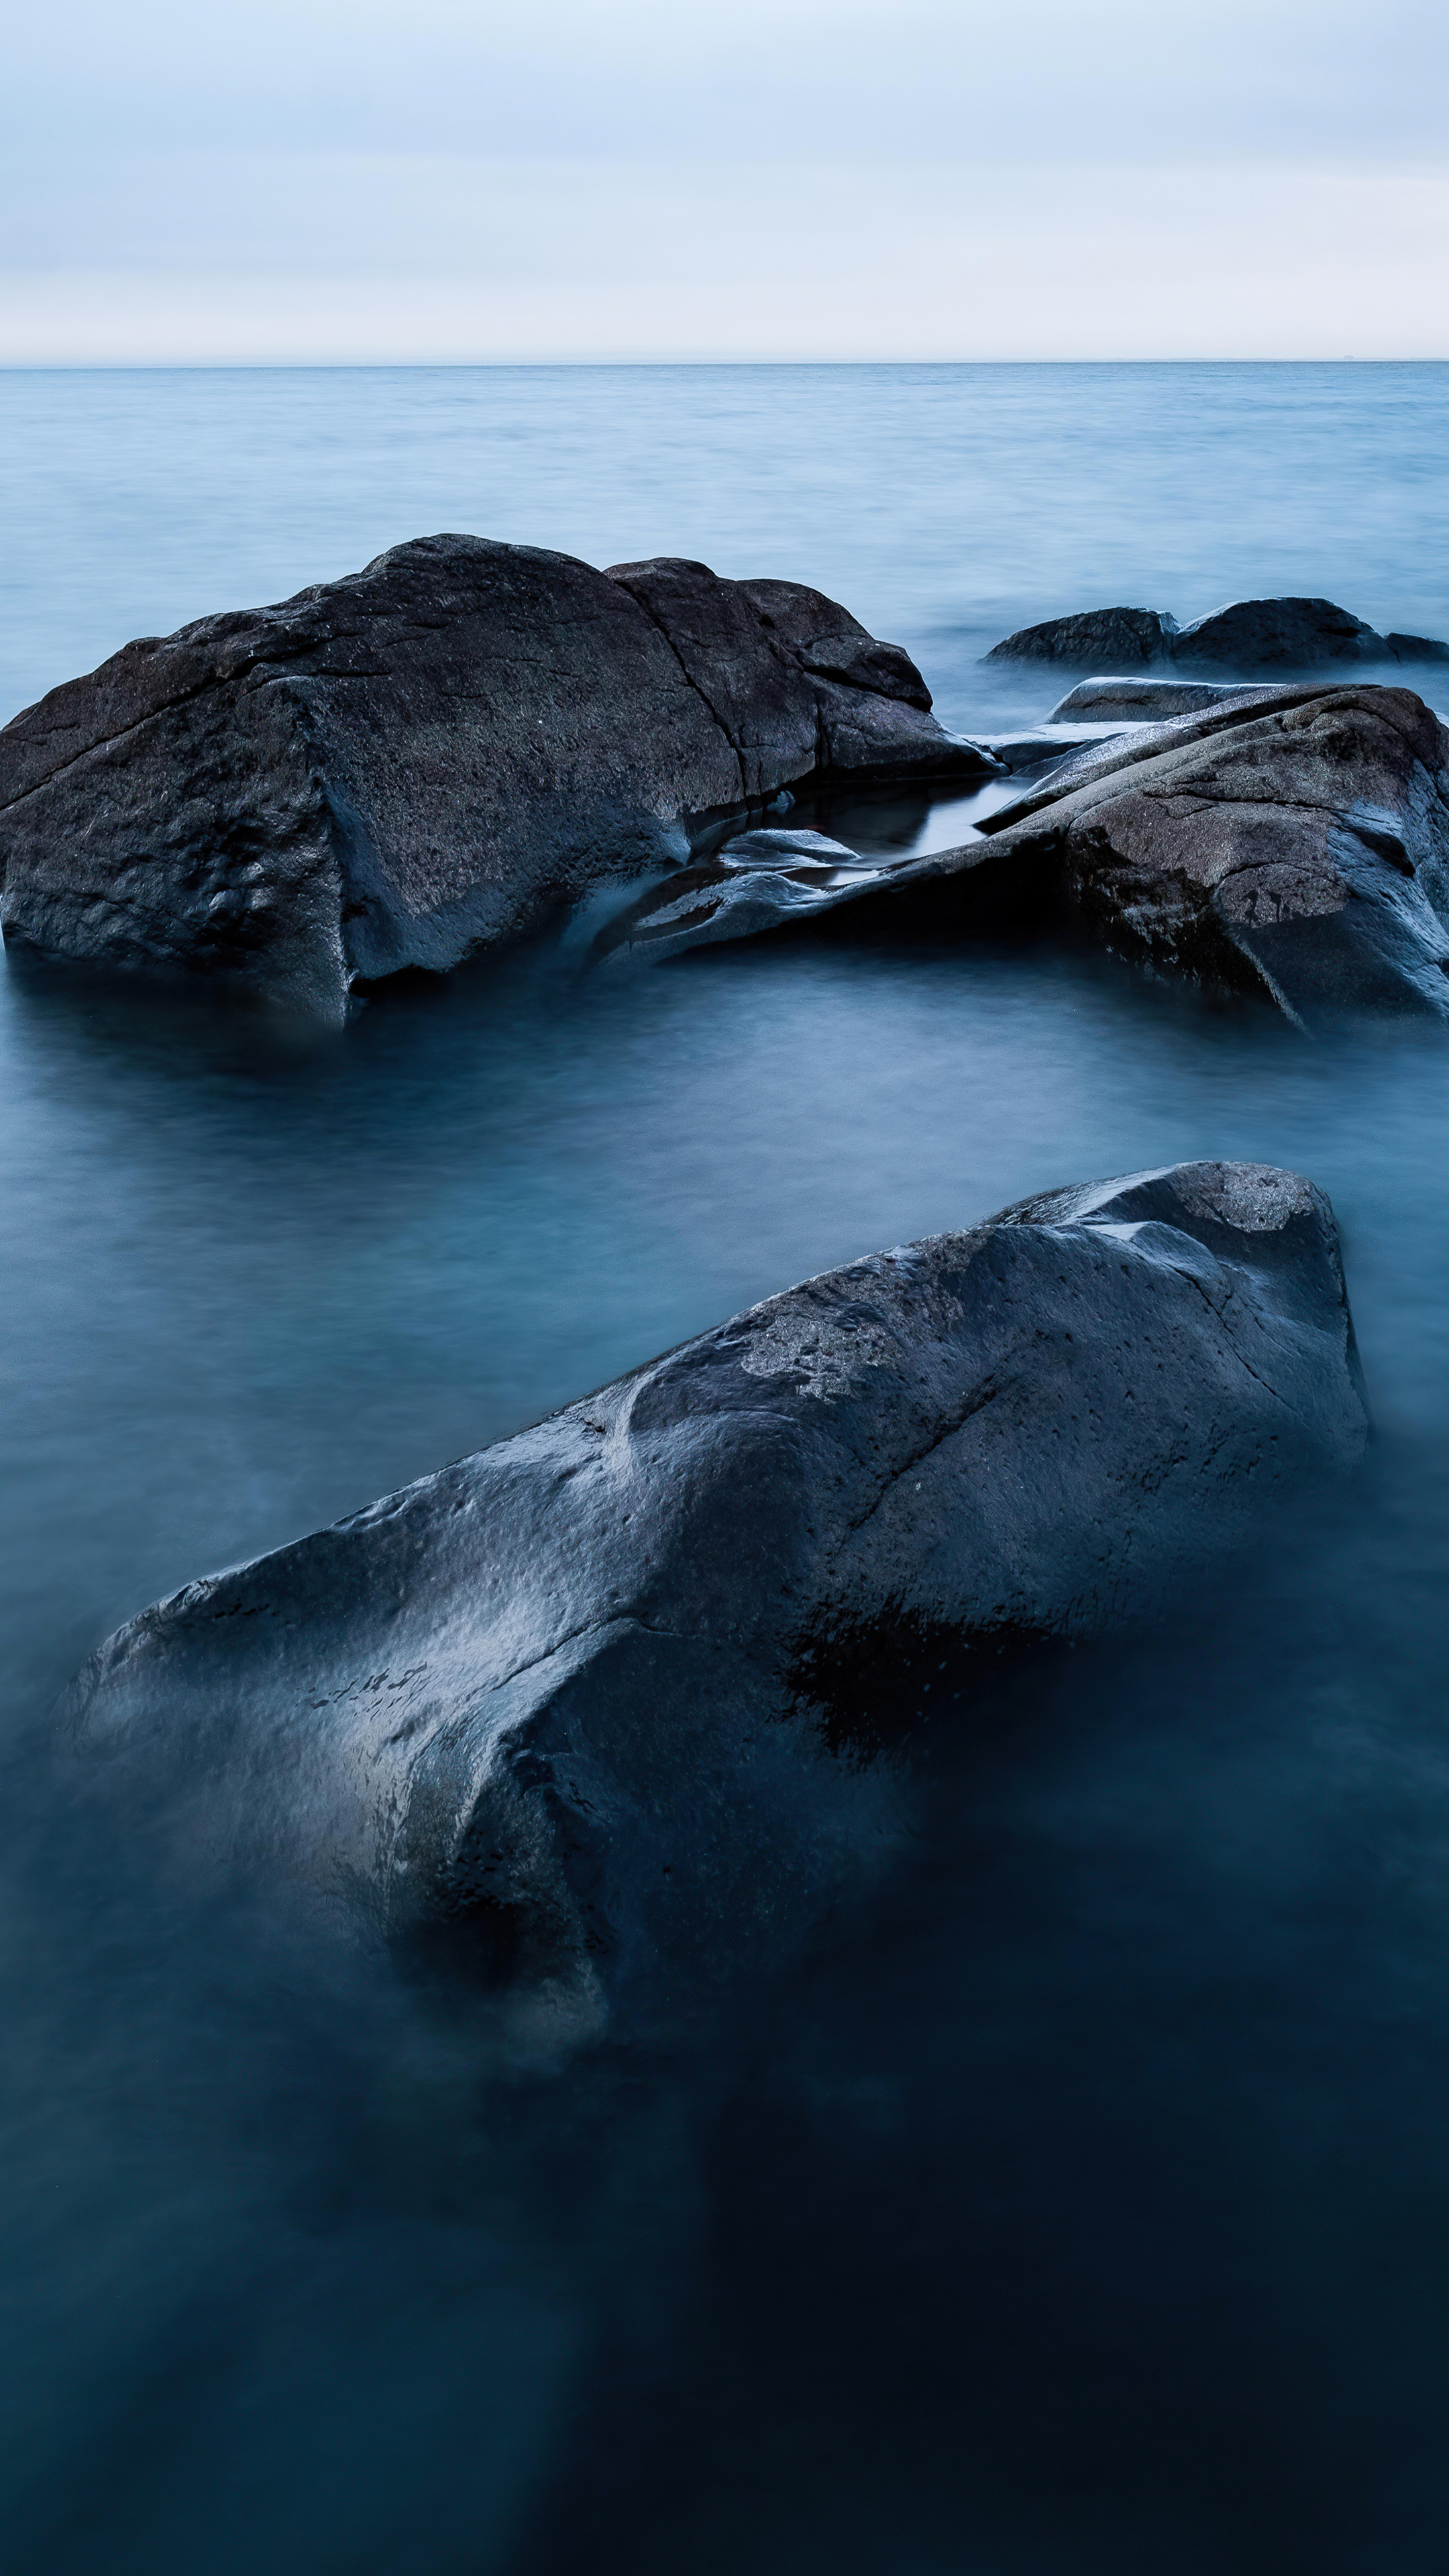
[64,1162,1367,2019]
[605,682,1449,1028]
[983,608,1178,668]
[0,537,990,1024]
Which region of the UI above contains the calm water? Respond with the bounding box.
[5,366,1449,2573]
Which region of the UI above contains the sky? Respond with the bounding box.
[3,0,1448,363]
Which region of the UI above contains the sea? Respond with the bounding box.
[4,363,1449,2573]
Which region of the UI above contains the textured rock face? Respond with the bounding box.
[1049,678,1261,723]
[975,682,1449,1024]
[0,536,987,1022]
[65,1162,1367,2015]
[984,608,1178,668]
[605,682,1449,1028]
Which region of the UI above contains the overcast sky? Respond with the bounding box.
[3,0,1448,362]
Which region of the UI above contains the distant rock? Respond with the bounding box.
[986,598,1449,681]
[0,538,994,1023]
[983,608,1178,668]
[1386,633,1449,666]
[1171,596,1386,671]
[63,1161,1368,2017]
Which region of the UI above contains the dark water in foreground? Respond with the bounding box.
[5,366,1449,2571]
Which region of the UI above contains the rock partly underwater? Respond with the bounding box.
[604,681,1449,1028]
[985,596,1449,674]
[0,537,995,1024]
[64,1162,1368,2028]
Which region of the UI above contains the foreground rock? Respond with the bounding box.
[0,537,992,1023]
[987,597,1449,675]
[65,1162,1367,2019]
[606,682,1449,1027]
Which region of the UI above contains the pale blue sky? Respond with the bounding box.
[3,0,1447,360]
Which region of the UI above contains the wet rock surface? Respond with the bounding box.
[1049,678,1267,722]
[606,681,1449,1028]
[973,680,1449,1025]
[0,537,991,1022]
[64,1161,1368,2022]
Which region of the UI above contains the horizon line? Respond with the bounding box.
[1,354,1445,372]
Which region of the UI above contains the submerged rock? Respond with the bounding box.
[0,537,991,1024]
[64,1162,1367,2018]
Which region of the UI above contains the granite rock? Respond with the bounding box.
[602,682,1449,1028]
[983,608,1179,669]
[965,682,1449,1022]
[1385,633,1449,667]
[0,537,991,1022]
[1171,596,1387,672]
[1048,678,1265,723]
[989,599,1449,684]
[64,1162,1367,2019]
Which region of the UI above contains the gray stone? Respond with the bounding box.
[1048,678,1267,723]
[0,537,993,1024]
[602,681,1449,1029]
[983,727,1128,772]
[973,681,1449,1024]
[983,608,1179,669]
[1386,633,1449,667]
[63,1161,1367,2021]
[990,602,1449,687]
[1171,596,1386,672]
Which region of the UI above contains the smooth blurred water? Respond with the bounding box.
[5,365,1449,2575]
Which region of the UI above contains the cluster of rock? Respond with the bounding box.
[13,538,1430,2008]
[64,1162,1368,2021]
[7,538,1448,1033]
[0,537,995,1023]
[607,678,1449,1028]
[984,596,1449,674]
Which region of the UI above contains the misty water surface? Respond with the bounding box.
[4,364,1449,2574]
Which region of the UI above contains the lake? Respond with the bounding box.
[5,362,1449,2573]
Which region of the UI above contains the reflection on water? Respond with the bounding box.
[781,773,1022,857]
[7,364,1449,2571]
